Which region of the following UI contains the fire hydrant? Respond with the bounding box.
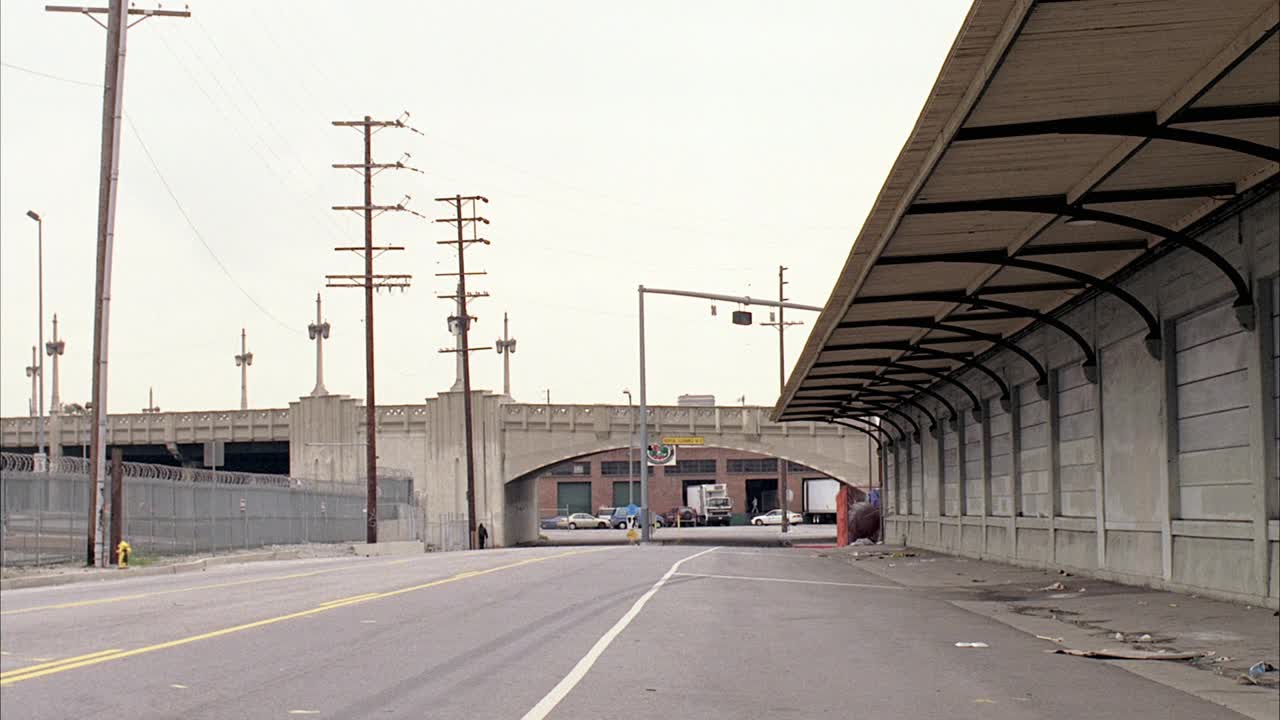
[116,540,132,569]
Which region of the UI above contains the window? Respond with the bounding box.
[549,461,591,476]
[787,461,811,472]
[601,460,642,476]
[727,458,777,473]
[665,459,716,475]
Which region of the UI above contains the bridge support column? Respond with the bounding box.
[289,394,362,485]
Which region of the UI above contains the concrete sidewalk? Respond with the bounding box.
[835,546,1279,719]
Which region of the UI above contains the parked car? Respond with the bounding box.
[663,506,699,526]
[597,507,616,523]
[751,509,804,526]
[611,507,665,529]
[566,512,608,529]
[541,516,568,530]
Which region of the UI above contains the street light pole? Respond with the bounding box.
[495,313,517,398]
[623,389,634,505]
[26,210,45,459]
[636,284,821,543]
[234,328,253,410]
[637,288,650,542]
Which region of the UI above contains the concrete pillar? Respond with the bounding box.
[288,394,362,485]
[1248,278,1277,598]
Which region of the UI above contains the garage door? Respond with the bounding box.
[557,482,592,516]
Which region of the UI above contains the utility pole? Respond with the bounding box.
[762,265,804,533]
[234,328,253,410]
[329,113,421,545]
[47,1,190,566]
[142,387,160,413]
[308,293,331,397]
[435,195,492,551]
[495,312,517,398]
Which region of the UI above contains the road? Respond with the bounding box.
[0,545,1247,719]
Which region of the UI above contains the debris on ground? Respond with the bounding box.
[1039,582,1066,591]
[955,642,990,648]
[1035,635,1065,643]
[1113,632,1125,640]
[1134,634,1154,643]
[1052,648,1207,661]
[851,538,875,546]
[1239,663,1279,686]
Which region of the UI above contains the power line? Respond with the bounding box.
[0,60,100,87]
[125,115,295,332]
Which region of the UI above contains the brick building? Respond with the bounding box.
[535,446,866,523]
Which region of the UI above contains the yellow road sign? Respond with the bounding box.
[661,436,705,446]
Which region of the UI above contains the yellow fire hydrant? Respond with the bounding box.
[116,541,132,569]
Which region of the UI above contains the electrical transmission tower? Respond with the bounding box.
[328,113,422,544]
[435,195,493,550]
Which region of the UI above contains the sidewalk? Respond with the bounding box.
[835,545,1279,720]
[0,543,357,591]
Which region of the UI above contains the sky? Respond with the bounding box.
[0,0,971,417]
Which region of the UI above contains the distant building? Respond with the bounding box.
[677,394,715,407]
[535,446,861,523]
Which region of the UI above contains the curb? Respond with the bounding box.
[0,549,307,591]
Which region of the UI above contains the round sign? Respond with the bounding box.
[645,443,675,464]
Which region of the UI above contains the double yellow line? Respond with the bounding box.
[0,548,607,687]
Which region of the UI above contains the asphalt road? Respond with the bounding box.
[0,545,1248,719]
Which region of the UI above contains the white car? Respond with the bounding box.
[751,509,804,526]
[566,512,608,529]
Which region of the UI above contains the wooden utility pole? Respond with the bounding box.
[762,265,803,532]
[435,195,493,550]
[329,114,421,544]
[47,1,190,566]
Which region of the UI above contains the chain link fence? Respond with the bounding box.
[0,453,417,567]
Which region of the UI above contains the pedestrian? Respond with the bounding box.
[751,498,759,514]
[477,523,488,549]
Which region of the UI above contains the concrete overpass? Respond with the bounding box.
[2,394,873,547]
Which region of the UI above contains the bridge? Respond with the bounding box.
[1,392,874,546]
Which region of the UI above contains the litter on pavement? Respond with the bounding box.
[1052,648,1206,661]
[955,642,990,648]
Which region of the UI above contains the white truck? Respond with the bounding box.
[802,478,840,524]
[687,483,733,526]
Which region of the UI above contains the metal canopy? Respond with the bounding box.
[776,0,1279,425]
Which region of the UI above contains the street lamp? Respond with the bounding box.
[623,389,634,505]
[234,328,253,410]
[495,312,517,397]
[636,284,821,542]
[26,210,45,459]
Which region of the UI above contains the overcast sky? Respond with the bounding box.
[0,1,969,417]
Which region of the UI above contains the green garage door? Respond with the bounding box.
[557,482,592,516]
[612,481,638,508]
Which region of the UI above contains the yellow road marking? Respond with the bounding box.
[0,649,124,679]
[317,592,379,607]
[1,558,417,617]
[0,548,609,687]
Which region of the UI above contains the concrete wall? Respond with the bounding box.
[884,189,1280,608]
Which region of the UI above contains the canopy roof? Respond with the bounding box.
[775,0,1279,429]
